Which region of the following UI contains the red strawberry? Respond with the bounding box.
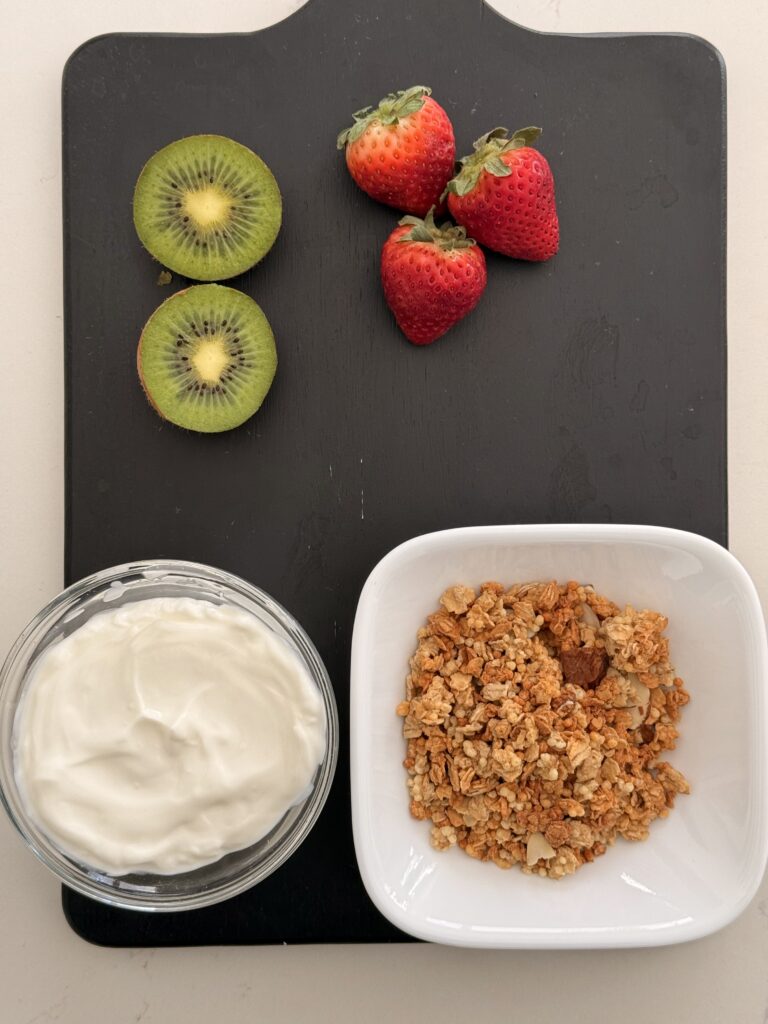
[381,209,487,345]
[337,86,455,216]
[445,127,559,262]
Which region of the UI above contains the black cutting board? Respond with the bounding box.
[61,0,726,945]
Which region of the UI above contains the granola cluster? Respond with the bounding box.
[396,581,690,878]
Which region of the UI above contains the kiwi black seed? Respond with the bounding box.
[133,135,282,281]
[137,285,277,433]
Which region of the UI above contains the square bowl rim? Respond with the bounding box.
[350,523,768,948]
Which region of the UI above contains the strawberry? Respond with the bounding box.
[380,209,487,345]
[337,86,455,216]
[444,127,559,262]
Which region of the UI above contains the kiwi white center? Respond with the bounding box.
[182,186,233,228]
[191,336,231,384]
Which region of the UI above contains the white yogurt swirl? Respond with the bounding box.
[13,597,326,875]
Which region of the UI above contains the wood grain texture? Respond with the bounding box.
[61,0,726,944]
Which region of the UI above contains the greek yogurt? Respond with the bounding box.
[13,597,326,875]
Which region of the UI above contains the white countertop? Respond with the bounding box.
[2,1,767,1021]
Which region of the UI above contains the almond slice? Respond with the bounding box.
[627,704,647,729]
[580,603,600,629]
[626,673,650,708]
[526,832,556,865]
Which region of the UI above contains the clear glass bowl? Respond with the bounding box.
[0,560,339,912]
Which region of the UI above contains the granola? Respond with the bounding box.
[396,581,690,878]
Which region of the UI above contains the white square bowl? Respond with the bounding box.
[350,524,768,948]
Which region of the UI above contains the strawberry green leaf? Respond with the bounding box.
[474,127,509,150]
[510,126,542,147]
[443,167,481,198]
[400,222,435,243]
[485,155,512,177]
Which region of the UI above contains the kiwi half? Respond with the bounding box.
[133,135,282,281]
[137,284,277,433]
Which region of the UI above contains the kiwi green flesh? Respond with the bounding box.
[138,285,277,433]
[133,135,282,282]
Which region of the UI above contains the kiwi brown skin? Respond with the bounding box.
[136,286,190,425]
[136,332,164,423]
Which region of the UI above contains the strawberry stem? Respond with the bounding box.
[443,125,543,198]
[337,86,431,149]
[396,208,477,251]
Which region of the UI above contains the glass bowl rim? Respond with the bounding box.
[0,558,339,912]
